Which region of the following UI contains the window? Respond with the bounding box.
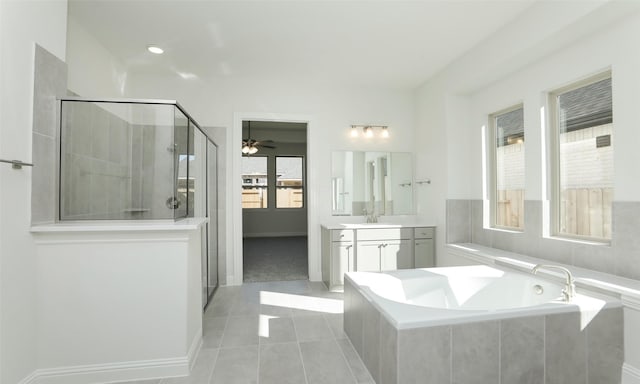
[241,156,268,208]
[276,156,304,208]
[550,74,613,240]
[490,105,525,230]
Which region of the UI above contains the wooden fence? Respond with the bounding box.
[497,189,525,229]
[497,188,612,239]
[242,188,303,209]
[560,188,612,239]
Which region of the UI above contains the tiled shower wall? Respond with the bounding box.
[60,101,134,219]
[32,44,177,221]
[32,44,67,224]
[446,199,640,280]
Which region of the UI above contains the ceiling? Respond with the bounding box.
[68,0,538,90]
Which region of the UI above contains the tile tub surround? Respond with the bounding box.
[344,278,623,384]
[448,199,640,280]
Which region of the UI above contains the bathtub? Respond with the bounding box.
[343,265,623,384]
[344,264,619,329]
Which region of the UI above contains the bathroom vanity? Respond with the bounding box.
[321,224,435,291]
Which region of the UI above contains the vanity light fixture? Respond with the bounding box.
[147,45,164,54]
[349,125,390,138]
[364,126,374,138]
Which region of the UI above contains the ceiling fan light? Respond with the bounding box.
[350,125,359,137]
[248,145,259,155]
[381,126,389,138]
[242,145,251,154]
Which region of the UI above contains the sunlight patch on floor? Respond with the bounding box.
[259,314,278,338]
[259,291,343,314]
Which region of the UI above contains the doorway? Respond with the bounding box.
[240,120,308,282]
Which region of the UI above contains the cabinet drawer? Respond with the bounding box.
[357,228,412,241]
[414,227,435,239]
[332,229,354,242]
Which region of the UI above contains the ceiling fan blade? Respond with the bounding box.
[260,144,277,149]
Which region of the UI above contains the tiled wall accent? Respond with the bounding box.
[344,279,624,384]
[448,199,640,280]
[60,101,134,219]
[446,199,472,243]
[32,44,67,224]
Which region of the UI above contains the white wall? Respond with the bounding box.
[414,0,640,262]
[120,74,415,284]
[414,2,640,377]
[66,16,127,97]
[33,227,203,383]
[0,1,68,383]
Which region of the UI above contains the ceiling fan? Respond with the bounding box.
[242,121,276,154]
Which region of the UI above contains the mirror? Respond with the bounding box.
[331,151,413,216]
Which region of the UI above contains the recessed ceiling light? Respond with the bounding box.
[147,45,164,54]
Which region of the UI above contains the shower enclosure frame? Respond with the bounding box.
[58,96,220,307]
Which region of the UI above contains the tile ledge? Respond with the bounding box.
[447,242,640,308]
[30,217,208,233]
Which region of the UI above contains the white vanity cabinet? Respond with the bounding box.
[414,227,435,268]
[321,227,355,291]
[356,228,413,272]
[322,224,436,291]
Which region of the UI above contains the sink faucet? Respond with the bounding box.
[531,264,576,302]
[363,209,378,223]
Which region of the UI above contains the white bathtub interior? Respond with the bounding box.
[346,264,620,329]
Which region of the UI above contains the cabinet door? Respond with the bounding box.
[414,238,435,268]
[381,239,413,271]
[331,242,353,286]
[355,241,382,272]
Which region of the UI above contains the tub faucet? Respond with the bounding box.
[531,264,576,302]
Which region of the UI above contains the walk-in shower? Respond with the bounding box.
[59,97,219,306]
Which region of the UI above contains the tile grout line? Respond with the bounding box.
[498,320,502,384]
[206,347,220,384]
[291,312,310,384]
[322,313,358,383]
[334,333,367,383]
[256,333,261,384]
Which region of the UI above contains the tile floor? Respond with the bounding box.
[120,280,374,384]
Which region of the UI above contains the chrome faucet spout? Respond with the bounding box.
[531,264,576,302]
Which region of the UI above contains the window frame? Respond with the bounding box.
[275,155,306,209]
[488,103,525,231]
[548,71,613,242]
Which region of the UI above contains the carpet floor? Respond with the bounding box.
[243,236,309,282]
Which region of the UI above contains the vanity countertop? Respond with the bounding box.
[322,222,436,230]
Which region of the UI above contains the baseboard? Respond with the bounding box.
[624,363,640,384]
[243,232,307,238]
[17,334,203,384]
[188,327,203,371]
[24,356,191,384]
